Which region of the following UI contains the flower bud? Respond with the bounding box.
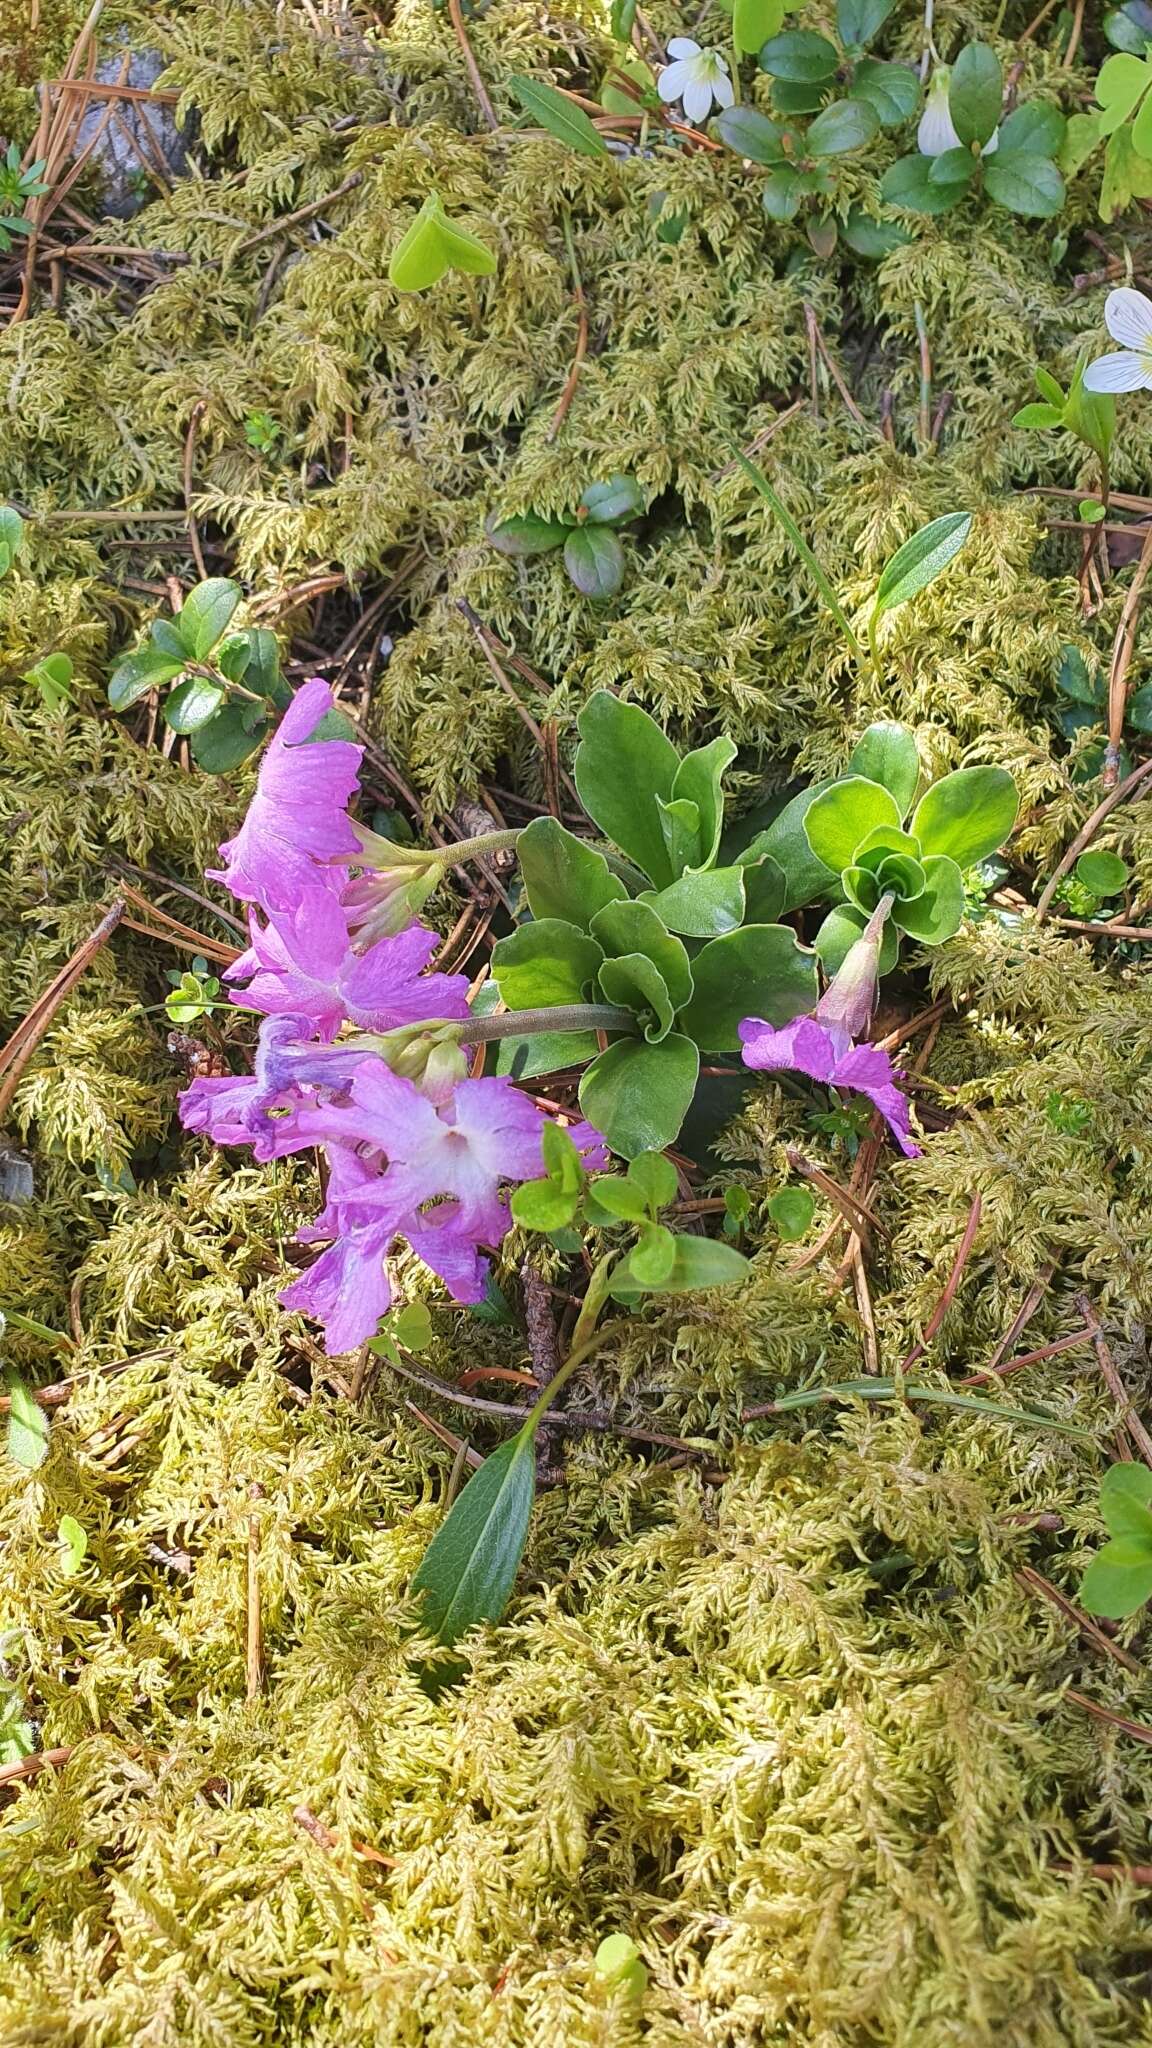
[814,894,893,1050]
[374,1021,468,1103]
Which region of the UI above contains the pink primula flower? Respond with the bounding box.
[208,678,362,914]
[738,900,919,1157]
[226,893,470,1040]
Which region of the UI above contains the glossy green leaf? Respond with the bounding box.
[177,578,241,660]
[590,900,693,1009]
[495,1027,600,1079]
[108,648,186,710]
[564,525,625,599]
[162,675,225,733]
[911,765,1019,866]
[1076,850,1129,895]
[768,77,826,115]
[983,150,1065,218]
[488,513,570,557]
[847,723,920,815]
[190,704,269,772]
[579,1033,699,1157]
[732,0,785,52]
[618,1232,749,1291]
[641,866,747,937]
[491,919,603,1009]
[762,167,803,220]
[627,1149,678,1211]
[579,475,644,523]
[840,208,911,257]
[1063,365,1115,465]
[411,1426,537,1643]
[837,0,895,46]
[850,59,919,127]
[574,692,680,886]
[1080,1537,1152,1619]
[873,513,973,621]
[598,954,674,1040]
[880,152,967,213]
[516,817,627,927]
[737,852,787,923]
[713,105,786,163]
[656,795,702,878]
[769,1186,816,1239]
[928,145,977,187]
[998,101,1065,158]
[588,1173,650,1222]
[510,1176,579,1229]
[679,924,817,1050]
[891,853,964,943]
[806,97,880,155]
[948,42,1002,149]
[759,29,839,79]
[509,74,609,155]
[804,776,902,870]
[670,735,737,871]
[6,1374,48,1470]
[1013,401,1062,428]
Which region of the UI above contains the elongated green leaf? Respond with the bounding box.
[6,1375,48,1470]
[488,513,571,557]
[579,1033,699,1157]
[516,817,627,927]
[509,75,609,156]
[872,513,973,621]
[725,448,863,656]
[671,735,737,871]
[911,765,1018,866]
[411,1427,537,1643]
[765,1378,1097,1442]
[679,924,817,1050]
[948,42,1002,149]
[491,919,603,1008]
[108,648,186,710]
[495,1027,600,1079]
[574,692,681,886]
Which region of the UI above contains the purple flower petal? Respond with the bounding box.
[227,900,469,1040]
[208,679,362,915]
[279,1228,395,1354]
[830,1043,920,1156]
[738,1015,840,1083]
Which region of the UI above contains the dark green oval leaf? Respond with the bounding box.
[948,42,1002,149]
[679,924,817,1050]
[564,525,625,599]
[163,675,226,734]
[574,691,680,886]
[982,149,1065,219]
[488,513,571,557]
[411,1427,537,1643]
[178,578,242,661]
[579,475,644,524]
[713,105,786,163]
[759,29,839,79]
[806,97,880,155]
[849,58,919,127]
[516,817,627,928]
[578,1033,699,1157]
[880,152,967,213]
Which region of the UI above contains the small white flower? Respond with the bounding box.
[657,38,734,126]
[917,65,998,158]
[1082,286,1152,393]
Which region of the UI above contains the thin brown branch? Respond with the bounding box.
[182,400,208,581]
[1067,1690,1152,1747]
[1104,522,1152,787]
[0,1745,74,1789]
[0,900,123,1121]
[1036,756,1152,921]
[446,0,498,129]
[234,170,364,254]
[1077,1294,1152,1469]
[900,1193,982,1371]
[1016,1565,1142,1676]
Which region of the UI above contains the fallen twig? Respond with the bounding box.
[1036,757,1152,921]
[1077,1293,1152,1469]
[1015,1564,1142,1676]
[900,1192,982,1371]
[0,900,124,1123]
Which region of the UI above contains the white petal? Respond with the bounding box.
[1104,285,1152,351]
[1081,350,1152,393]
[665,37,700,58]
[917,100,960,157]
[658,59,691,103]
[682,74,712,124]
[711,69,735,110]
